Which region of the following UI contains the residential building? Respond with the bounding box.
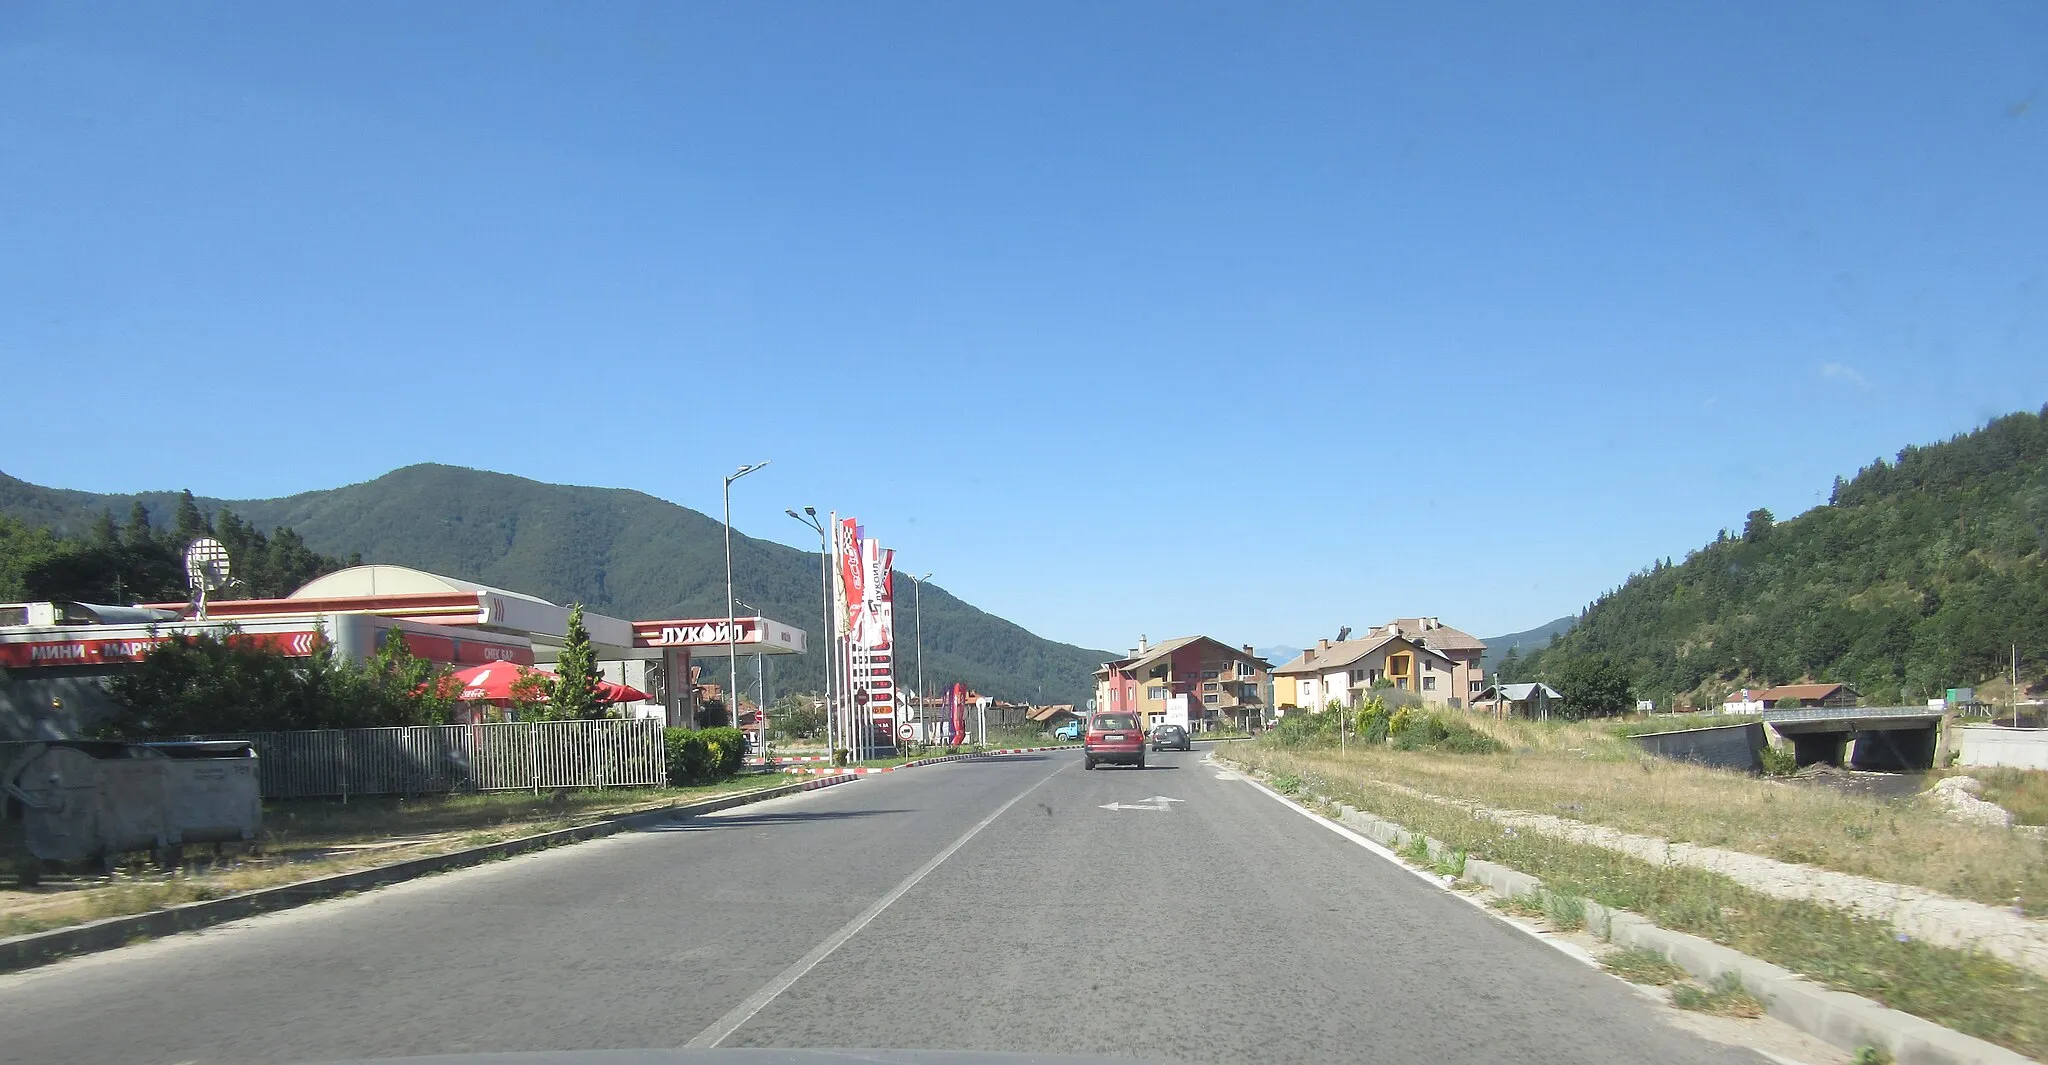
[1471,682,1563,719]
[1093,636,1270,731]
[1377,618,1488,708]
[1724,683,1860,712]
[1271,631,1459,710]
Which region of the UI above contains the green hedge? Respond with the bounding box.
[664,726,747,784]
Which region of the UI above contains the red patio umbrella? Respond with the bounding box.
[595,678,651,704]
[446,660,548,702]
[442,662,646,705]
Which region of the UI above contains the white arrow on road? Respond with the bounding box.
[1099,796,1185,812]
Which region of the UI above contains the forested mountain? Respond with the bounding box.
[1506,406,2048,706]
[0,465,1109,705]
[0,491,353,606]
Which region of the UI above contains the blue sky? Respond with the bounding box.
[3,2,2044,653]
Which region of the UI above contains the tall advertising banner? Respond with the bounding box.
[834,518,898,756]
[949,682,968,745]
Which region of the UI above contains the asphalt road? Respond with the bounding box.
[0,746,1770,1065]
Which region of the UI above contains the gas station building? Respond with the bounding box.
[0,564,807,742]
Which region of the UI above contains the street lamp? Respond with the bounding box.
[909,572,931,743]
[787,507,834,754]
[723,461,769,739]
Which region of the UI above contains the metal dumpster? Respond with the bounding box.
[3,740,261,867]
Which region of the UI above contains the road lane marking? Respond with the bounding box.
[683,762,1067,1048]
[1098,795,1184,811]
[1213,754,1627,963]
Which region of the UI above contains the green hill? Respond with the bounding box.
[1478,615,1575,675]
[0,464,1110,705]
[1510,406,2048,707]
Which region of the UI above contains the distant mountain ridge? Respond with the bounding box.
[1479,616,1576,675]
[0,465,1110,705]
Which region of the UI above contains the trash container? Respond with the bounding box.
[3,740,262,869]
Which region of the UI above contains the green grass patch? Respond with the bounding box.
[1490,893,1549,919]
[1541,889,1586,931]
[1602,947,1690,986]
[1670,972,1765,1018]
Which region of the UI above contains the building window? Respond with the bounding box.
[1203,681,1219,692]
[1238,661,1256,678]
[1470,679,1482,694]
[1203,694,1218,703]
[1147,685,1167,701]
[1423,676,1437,691]
[1241,684,1258,699]
[1348,669,1365,684]
[1202,670,1219,680]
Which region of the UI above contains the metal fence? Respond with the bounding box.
[197,719,666,799]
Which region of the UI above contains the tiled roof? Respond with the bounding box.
[1270,633,1451,675]
[1384,618,1487,652]
[1118,635,1269,676]
[1732,682,1854,703]
[1478,682,1561,701]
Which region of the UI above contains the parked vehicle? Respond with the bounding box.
[1148,723,1190,751]
[1053,719,1083,741]
[1082,711,1145,770]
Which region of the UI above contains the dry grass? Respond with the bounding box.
[1962,767,2048,827]
[1253,719,2047,915]
[1,779,771,939]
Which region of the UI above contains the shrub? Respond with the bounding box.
[1268,710,1337,748]
[664,726,748,784]
[1761,744,1798,776]
[1354,697,1391,744]
[1389,711,1507,754]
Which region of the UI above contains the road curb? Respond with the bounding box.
[1219,757,2032,1065]
[0,774,861,976]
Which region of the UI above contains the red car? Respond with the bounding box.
[1083,711,1146,770]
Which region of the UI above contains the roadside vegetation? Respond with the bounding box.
[0,777,772,940]
[1247,712,2046,914]
[1237,743,2048,1058]
[1950,766,2048,826]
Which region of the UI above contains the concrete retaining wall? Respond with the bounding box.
[1957,726,2048,771]
[1629,722,1765,773]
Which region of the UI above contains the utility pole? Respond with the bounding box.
[787,508,834,754]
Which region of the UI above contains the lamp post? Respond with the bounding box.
[787,507,834,754]
[723,461,769,739]
[910,572,931,743]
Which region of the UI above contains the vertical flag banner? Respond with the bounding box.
[832,518,899,755]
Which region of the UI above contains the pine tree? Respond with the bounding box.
[124,502,154,547]
[91,510,119,546]
[549,603,604,719]
[172,489,211,546]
